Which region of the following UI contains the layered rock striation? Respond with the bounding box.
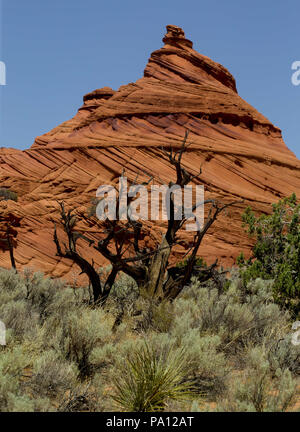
[0,25,299,281]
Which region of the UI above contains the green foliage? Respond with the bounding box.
[132,298,174,334]
[59,307,113,378]
[176,257,207,269]
[111,342,194,412]
[173,277,290,357]
[0,345,51,412]
[267,336,300,376]
[0,187,18,202]
[151,301,174,333]
[239,194,300,315]
[217,346,298,412]
[0,267,299,412]
[30,350,78,397]
[181,333,229,397]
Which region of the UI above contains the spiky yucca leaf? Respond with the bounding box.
[112,342,195,412]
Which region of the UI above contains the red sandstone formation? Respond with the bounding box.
[0,25,299,282]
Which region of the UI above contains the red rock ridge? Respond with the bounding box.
[0,25,299,282]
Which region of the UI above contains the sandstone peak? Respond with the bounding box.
[0,26,299,282]
[162,25,193,49]
[144,25,237,92]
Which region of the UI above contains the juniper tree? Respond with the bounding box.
[238,193,300,316]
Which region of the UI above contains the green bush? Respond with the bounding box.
[173,277,290,359]
[217,346,298,412]
[132,297,174,334]
[238,194,300,316]
[0,270,68,340]
[267,335,300,376]
[59,307,113,378]
[0,346,35,412]
[182,333,229,397]
[30,350,78,397]
[176,257,207,269]
[0,187,18,202]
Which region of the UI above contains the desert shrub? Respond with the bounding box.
[89,343,119,371]
[89,322,138,378]
[30,350,78,397]
[151,301,174,333]
[3,393,35,412]
[0,299,39,339]
[111,341,194,412]
[166,306,230,397]
[0,265,299,412]
[0,270,71,340]
[267,335,300,376]
[217,346,298,412]
[181,333,229,397]
[238,194,300,315]
[0,269,26,299]
[109,271,139,303]
[0,269,97,340]
[43,287,80,326]
[0,346,33,412]
[23,270,64,323]
[132,298,174,334]
[174,277,290,360]
[131,298,155,333]
[0,270,39,339]
[57,382,101,412]
[0,187,18,202]
[59,307,114,378]
[176,257,207,269]
[1,390,52,412]
[106,271,140,330]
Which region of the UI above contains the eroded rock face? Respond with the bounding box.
[0,25,299,282]
[0,202,21,251]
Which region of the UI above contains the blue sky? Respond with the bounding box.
[0,0,299,157]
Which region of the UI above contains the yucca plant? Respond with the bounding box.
[111,342,195,412]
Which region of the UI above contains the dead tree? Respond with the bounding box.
[54,203,103,303]
[0,213,21,271]
[54,132,242,304]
